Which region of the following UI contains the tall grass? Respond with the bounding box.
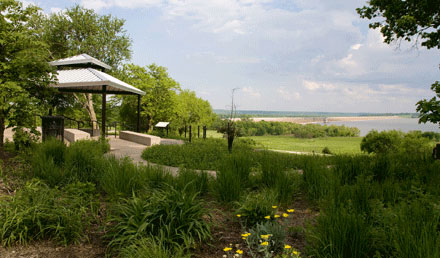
[0,179,95,246]
[105,185,211,256]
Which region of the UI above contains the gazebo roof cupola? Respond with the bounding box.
[49,53,112,71]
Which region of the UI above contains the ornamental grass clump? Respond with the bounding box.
[105,185,211,256]
[0,179,95,246]
[31,138,68,186]
[174,168,211,196]
[235,190,277,227]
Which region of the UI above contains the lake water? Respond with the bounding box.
[323,118,440,136]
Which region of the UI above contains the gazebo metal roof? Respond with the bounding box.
[49,54,145,135]
[49,54,112,70]
[51,68,145,95]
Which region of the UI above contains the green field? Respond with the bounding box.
[246,135,363,154]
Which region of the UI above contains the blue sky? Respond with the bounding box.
[30,0,439,113]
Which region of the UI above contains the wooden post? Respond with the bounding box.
[198,126,200,138]
[102,85,107,138]
[189,125,192,143]
[137,94,141,132]
[203,125,207,139]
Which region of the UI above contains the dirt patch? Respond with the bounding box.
[0,240,105,258]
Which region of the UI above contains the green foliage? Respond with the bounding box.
[360,130,403,154]
[357,0,440,50]
[322,146,332,154]
[117,64,181,131]
[361,130,433,155]
[12,127,39,151]
[174,168,211,197]
[0,180,95,246]
[119,237,189,258]
[174,89,216,130]
[417,81,440,127]
[142,138,254,170]
[307,205,374,258]
[31,139,68,186]
[232,120,360,138]
[236,190,277,228]
[214,154,250,203]
[0,0,55,147]
[246,221,287,254]
[105,186,211,256]
[65,140,107,184]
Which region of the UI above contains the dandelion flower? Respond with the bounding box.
[236,214,241,218]
[224,247,232,252]
[274,214,280,218]
[264,215,271,219]
[293,250,300,256]
[260,234,270,239]
[284,244,292,249]
[272,205,277,209]
[236,249,243,254]
[287,209,295,213]
[261,241,269,246]
[283,213,289,218]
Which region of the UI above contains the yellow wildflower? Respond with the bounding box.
[224,247,232,252]
[236,214,241,218]
[274,214,280,218]
[264,215,271,219]
[283,213,289,218]
[287,209,295,213]
[284,244,292,249]
[292,250,300,255]
[261,241,269,246]
[236,249,243,254]
[260,234,270,239]
[272,205,277,209]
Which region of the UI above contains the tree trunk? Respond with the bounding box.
[85,93,99,130]
[0,115,4,148]
[74,93,99,130]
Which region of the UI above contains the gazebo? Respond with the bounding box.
[49,54,145,137]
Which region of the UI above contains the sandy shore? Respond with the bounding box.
[237,116,401,124]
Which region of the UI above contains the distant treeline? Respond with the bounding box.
[230,120,360,138]
[214,109,418,119]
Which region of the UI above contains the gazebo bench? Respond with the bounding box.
[64,128,90,142]
[119,131,161,146]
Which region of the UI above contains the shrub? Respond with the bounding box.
[105,185,211,255]
[0,180,95,246]
[322,146,332,154]
[236,189,277,228]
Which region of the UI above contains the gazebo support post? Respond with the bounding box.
[137,94,141,132]
[101,85,107,138]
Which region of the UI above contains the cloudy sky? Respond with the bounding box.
[32,0,439,113]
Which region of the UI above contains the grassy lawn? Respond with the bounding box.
[246,135,363,154]
[206,130,223,138]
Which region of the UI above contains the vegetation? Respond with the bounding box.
[0,0,55,147]
[232,120,360,138]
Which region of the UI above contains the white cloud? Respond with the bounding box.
[303,80,336,91]
[277,87,300,101]
[242,86,261,98]
[50,7,62,13]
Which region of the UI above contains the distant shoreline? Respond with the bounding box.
[236,116,401,124]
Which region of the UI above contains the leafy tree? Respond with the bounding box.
[39,5,132,128]
[416,82,440,128]
[357,0,440,49]
[0,0,55,147]
[361,130,403,154]
[117,64,181,132]
[174,90,216,131]
[357,0,440,127]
